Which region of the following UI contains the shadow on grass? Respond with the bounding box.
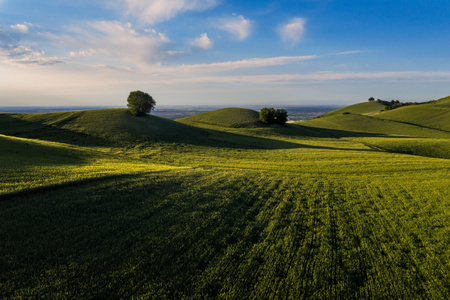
[0,134,88,168]
[194,123,390,152]
[0,112,392,152]
[0,114,110,147]
[0,171,162,202]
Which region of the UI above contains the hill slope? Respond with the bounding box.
[372,96,450,132]
[0,109,209,146]
[317,101,386,118]
[177,107,261,128]
[300,97,450,159]
[302,113,450,138]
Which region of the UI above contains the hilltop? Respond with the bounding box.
[316,101,386,118]
[177,107,262,128]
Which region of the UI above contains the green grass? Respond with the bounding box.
[301,113,450,138]
[178,107,262,128]
[0,109,210,146]
[1,103,450,298]
[316,101,386,118]
[372,96,450,132]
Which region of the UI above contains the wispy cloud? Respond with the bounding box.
[0,44,63,66]
[215,14,254,41]
[61,21,171,66]
[0,24,64,66]
[167,71,450,85]
[330,50,369,55]
[175,55,318,73]
[189,33,213,50]
[278,18,306,44]
[116,0,221,24]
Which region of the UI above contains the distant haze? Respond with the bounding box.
[0,105,340,121]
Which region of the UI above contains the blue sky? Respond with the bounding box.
[1,0,449,106]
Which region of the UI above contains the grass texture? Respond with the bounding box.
[0,101,449,299]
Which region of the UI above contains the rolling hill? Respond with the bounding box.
[300,96,450,158]
[0,99,449,299]
[177,107,262,128]
[0,109,209,146]
[316,101,386,118]
[372,96,450,132]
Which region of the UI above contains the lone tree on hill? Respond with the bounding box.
[127,90,156,116]
[368,97,375,101]
[259,108,288,125]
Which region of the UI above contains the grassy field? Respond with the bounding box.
[1,100,449,298]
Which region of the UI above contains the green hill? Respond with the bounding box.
[302,113,450,138]
[372,96,450,132]
[177,107,261,128]
[301,98,450,158]
[0,109,209,146]
[317,101,386,118]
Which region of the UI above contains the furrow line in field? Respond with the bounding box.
[299,179,326,299]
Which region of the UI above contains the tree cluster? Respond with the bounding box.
[259,108,288,125]
[368,97,435,111]
[127,90,156,116]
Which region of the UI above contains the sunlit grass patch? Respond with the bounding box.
[348,137,450,159]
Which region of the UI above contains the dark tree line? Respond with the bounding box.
[368,97,437,111]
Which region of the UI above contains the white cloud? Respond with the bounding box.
[176,55,318,73]
[10,23,29,33]
[215,15,254,41]
[189,33,212,50]
[63,21,171,66]
[69,49,96,57]
[278,18,306,44]
[1,20,173,68]
[0,44,63,66]
[118,0,220,24]
[167,71,450,85]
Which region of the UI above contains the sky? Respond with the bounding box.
[1,0,450,107]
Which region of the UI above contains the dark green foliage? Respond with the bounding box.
[259,108,288,125]
[368,97,375,101]
[259,107,275,124]
[127,90,156,116]
[274,109,288,125]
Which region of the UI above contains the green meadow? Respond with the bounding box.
[1,97,450,298]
